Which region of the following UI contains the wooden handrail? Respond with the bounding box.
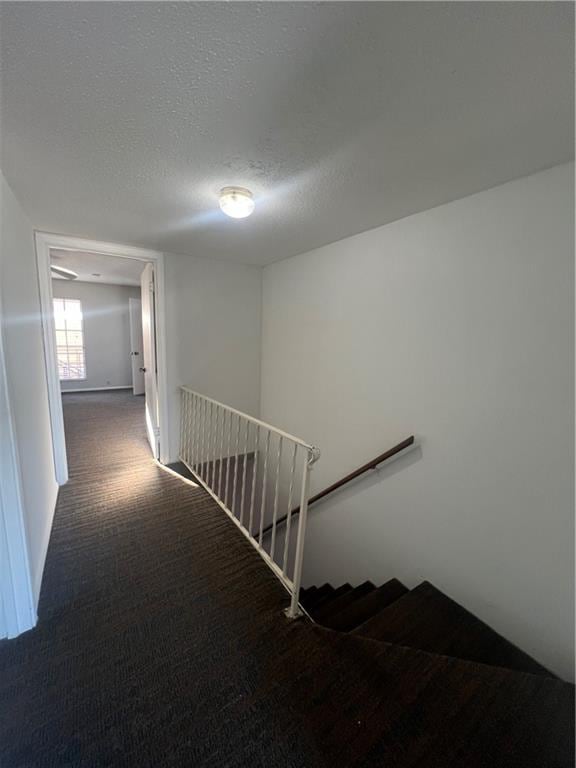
[262,435,415,536]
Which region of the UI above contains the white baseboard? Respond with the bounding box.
[61,386,133,393]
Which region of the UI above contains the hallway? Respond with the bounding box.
[0,392,326,766]
[0,393,572,767]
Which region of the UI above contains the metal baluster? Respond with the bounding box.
[287,449,313,618]
[218,408,226,500]
[205,398,211,483]
[248,425,260,537]
[194,395,200,477]
[198,396,205,476]
[180,389,188,461]
[270,437,283,560]
[205,401,212,488]
[214,405,220,491]
[282,443,298,575]
[258,431,271,547]
[213,405,220,491]
[211,404,216,494]
[215,408,221,491]
[212,405,220,496]
[179,390,186,461]
[192,394,199,474]
[189,394,195,472]
[210,401,217,490]
[231,413,241,517]
[186,392,192,466]
[185,391,192,465]
[200,396,207,481]
[197,396,202,474]
[224,411,233,508]
[183,392,189,465]
[205,398,211,484]
[239,421,249,527]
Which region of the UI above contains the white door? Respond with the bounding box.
[140,263,160,458]
[128,298,145,396]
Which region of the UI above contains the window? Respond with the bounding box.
[53,298,86,380]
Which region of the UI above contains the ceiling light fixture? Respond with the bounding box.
[219,186,255,219]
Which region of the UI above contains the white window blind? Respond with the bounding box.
[53,298,86,380]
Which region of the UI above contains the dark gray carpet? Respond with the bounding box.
[0,391,572,767]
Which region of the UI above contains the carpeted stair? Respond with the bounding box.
[301,578,554,677]
[295,577,574,764]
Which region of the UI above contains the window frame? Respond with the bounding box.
[53,297,87,381]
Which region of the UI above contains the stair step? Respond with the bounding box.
[353,581,553,677]
[303,584,334,610]
[300,586,318,602]
[305,626,574,767]
[307,583,352,613]
[313,581,375,621]
[321,578,409,631]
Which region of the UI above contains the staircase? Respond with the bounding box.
[294,578,574,765]
[177,399,573,764]
[301,579,553,677]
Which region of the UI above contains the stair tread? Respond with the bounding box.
[307,583,352,613]
[302,584,334,610]
[321,578,409,631]
[267,620,573,767]
[353,581,552,677]
[307,626,574,767]
[313,581,375,621]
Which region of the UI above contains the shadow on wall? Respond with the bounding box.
[311,442,424,514]
[269,442,424,577]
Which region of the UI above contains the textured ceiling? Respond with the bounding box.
[1,2,573,266]
[51,250,144,286]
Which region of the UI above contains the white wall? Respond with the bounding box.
[164,253,262,461]
[52,280,141,391]
[0,171,58,608]
[261,163,574,680]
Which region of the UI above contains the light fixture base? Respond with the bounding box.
[219,186,255,219]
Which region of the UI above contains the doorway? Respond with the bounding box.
[35,233,170,484]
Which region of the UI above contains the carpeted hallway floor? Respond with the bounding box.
[0,391,572,767]
[0,392,332,767]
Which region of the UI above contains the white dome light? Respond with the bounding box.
[219,186,255,219]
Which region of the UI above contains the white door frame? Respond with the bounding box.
[0,290,36,638]
[35,232,171,484]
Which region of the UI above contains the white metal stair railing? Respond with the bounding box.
[179,386,320,618]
